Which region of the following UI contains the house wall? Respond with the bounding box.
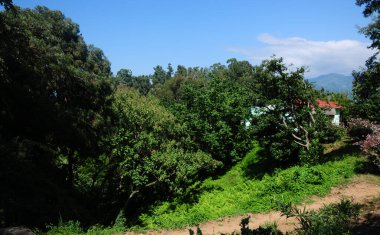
[247,106,342,126]
[332,109,340,125]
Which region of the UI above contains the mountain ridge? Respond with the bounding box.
[307,73,353,93]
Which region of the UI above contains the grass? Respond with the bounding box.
[350,174,380,185]
[137,148,363,230]
[40,211,127,235]
[41,222,125,235]
[322,137,349,155]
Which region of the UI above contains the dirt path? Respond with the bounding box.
[126,175,380,235]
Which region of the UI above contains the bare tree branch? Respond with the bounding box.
[294,140,309,148]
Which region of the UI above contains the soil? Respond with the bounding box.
[125,175,380,235]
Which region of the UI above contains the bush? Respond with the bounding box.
[239,217,282,235]
[45,213,126,235]
[348,122,373,142]
[45,221,82,235]
[348,118,380,171]
[191,217,282,235]
[299,139,324,165]
[320,125,346,143]
[280,199,360,235]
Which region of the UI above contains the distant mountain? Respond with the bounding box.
[307,73,353,93]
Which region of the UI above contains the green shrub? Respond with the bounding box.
[45,221,82,235]
[320,125,346,144]
[348,123,373,142]
[238,216,282,235]
[280,199,360,235]
[45,213,126,235]
[86,225,125,235]
[299,139,324,165]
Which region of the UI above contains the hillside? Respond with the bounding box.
[307,73,353,93]
[126,175,380,235]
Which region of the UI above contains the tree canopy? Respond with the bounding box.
[0,2,348,231]
[352,0,380,122]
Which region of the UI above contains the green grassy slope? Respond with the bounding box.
[138,148,362,230]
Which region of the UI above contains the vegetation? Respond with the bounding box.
[195,198,361,235]
[240,219,282,235]
[248,58,334,165]
[138,153,360,230]
[350,0,380,172]
[280,199,360,235]
[43,212,126,235]
[353,0,380,122]
[0,0,379,234]
[348,118,380,171]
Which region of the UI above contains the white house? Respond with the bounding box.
[316,100,343,125]
[246,100,343,126]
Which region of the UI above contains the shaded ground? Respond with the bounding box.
[125,175,380,235]
[353,193,380,235]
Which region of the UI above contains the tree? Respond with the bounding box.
[116,68,133,84]
[226,58,255,80]
[357,0,380,54]
[175,65,188,78]
[154,65,209,104]
[104,88,219,219]
[0,6,113,150]
[86,45,112,77]
[0,6,113,227]
[155,62,254,168]
[166,63,174,79]
[352,0,380,122]
[250,57,330,164]
[0,0,14,11]
[152,64,172,85]
[115,69,152,95]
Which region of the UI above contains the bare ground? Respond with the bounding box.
[125,175,380,235]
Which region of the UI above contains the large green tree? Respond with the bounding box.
[155,61,254,168]
[152,64,172,85]
[0,0,14,11]
[101,88,219,219]
[249,57,330,164]
[115,68,152,95]
[352,0,380,122]
[0,6,113,227]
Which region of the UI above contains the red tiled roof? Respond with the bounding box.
[317,100,343,109]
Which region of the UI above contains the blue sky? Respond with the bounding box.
[13,0,372,77]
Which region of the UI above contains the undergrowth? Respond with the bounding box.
[137,149,362,230]
[42,147,363,234]
[42,222,125,235]
[280,199,360,235]
[41,211,126,235]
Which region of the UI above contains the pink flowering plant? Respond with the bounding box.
[348,118,380,169]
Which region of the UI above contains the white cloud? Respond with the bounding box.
[228,33,373,77]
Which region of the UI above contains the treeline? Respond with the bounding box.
[0,0,379,231]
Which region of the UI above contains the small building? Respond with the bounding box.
[246,100,343,126]
[316,100,343,125]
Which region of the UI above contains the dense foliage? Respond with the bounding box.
[0,1,371,233]
[248,58,333,165]
[348,118,380,170]
[0,4,114,228]
[280,199,360,235]
[353,0,380,122]
[155,61,255,166]
[349,0,380,172]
